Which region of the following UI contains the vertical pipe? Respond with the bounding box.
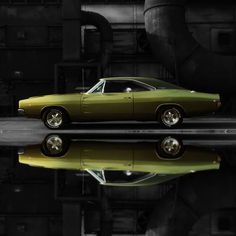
[81,11,113,72]
[62,0,81,61]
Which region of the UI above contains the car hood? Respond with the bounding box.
[19,93,83,108]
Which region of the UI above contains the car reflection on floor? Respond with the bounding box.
[18,135,221,187]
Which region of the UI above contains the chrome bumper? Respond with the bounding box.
[18,109,25,116]
[18,148,25,155]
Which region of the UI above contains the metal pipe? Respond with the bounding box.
[62,0,113,70]
[81,11,113,72]
[144,0,236,93]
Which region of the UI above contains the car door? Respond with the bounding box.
[80,80,133,121]
[80,142,133,171]
[118,80,157,120]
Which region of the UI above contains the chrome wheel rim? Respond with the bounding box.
[161,108,181,127]
[45,135,63,155]
[46,109,63,128]
[161,137,181,156]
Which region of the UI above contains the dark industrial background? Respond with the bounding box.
[1,0,236,115]
[1,0,236,235]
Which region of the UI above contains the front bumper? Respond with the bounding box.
[18,109,25,116]
[18,148,25,155]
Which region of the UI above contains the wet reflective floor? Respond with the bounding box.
[1,117,236,146]
[2,117,236,131]
[0,120,236,235]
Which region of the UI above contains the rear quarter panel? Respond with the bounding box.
[133,144,220,174]
[133,90,220,119]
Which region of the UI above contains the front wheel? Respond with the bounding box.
[42,108,68,129]
[41,134,70,157]
[157,136,184,159]
[158,106,183,128]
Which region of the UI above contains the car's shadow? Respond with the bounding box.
[66,122,160,130]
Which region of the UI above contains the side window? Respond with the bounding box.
[104,171,152,183]
[104,81,127,93]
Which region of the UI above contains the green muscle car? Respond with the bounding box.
[18,135,221,187]
[18,77,221,129]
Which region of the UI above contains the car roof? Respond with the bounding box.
[102,76,161,82]
[100,77,182,89]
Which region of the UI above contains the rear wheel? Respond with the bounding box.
[42,108,68,129]
[158,106,183,128]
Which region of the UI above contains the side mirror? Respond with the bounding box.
[125,87,132,93]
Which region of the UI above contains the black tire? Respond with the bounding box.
[156,136,184,159]
[42,107,69,129]
[157,106,183,128]
[41,134,70,157]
